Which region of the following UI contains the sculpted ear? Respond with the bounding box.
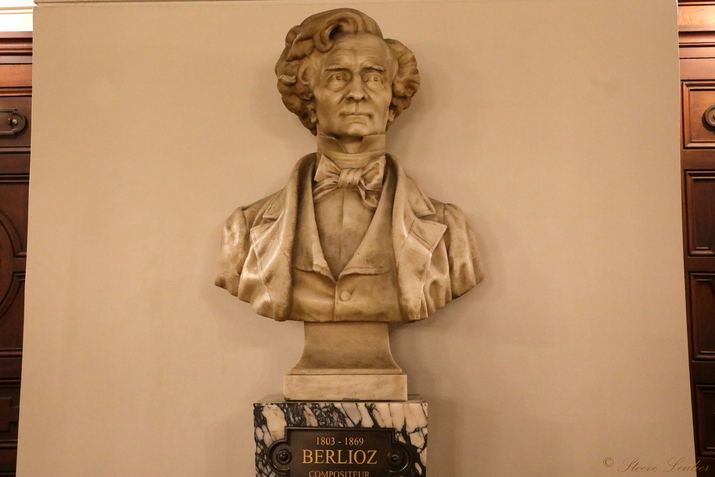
[385,103,397,129]
[307,102,318,124]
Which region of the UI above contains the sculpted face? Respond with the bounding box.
[311,34,397,142]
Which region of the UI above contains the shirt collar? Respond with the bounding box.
[316,134,386,169]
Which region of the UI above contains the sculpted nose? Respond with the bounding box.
[346,76,367,101]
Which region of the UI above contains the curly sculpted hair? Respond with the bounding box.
[275,8,420,135]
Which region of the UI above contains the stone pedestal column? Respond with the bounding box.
[285,322,407,401]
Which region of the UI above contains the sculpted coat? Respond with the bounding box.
[215,150,484,323]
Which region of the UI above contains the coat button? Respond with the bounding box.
[340,290,351,301]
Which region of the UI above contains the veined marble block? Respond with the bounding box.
[254,396,428,477]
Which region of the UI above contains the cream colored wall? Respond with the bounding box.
[19,1,688,476]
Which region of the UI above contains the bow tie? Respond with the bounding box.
[313,154,385,210]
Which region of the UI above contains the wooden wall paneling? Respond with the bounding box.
[696,385,715,457]
[680,6,715,474]
[0,90,31,150]
[685,171,715,256]
[0,35,30,60]
[690,273,715,360]
[0,383,21,441]
[683,149,715,169]
[0,152,28,354]
[0,33,31,477]
[0,152,27,477]
[682,58,715,80]
[683,82,715,147]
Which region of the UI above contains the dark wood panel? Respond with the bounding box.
[686,171,715,256]
[0,33,31,58]
[0,448,17,475]
[0,66,30,89]
[0,198,27,259]
[697,385,715,457]
[682,58,715,80]
[0,152,26,372]
[683,82,715,147]
[0,33,28,477]
[0,381,21,476]
[686,256,715,271]
[691,361,715,383]
[682,30,715,49]
[0,154,28,177]
[0,282,23,354]
[0,191,28,255]
[682,46,715,59]
[680,13,715,476]
[0,95,30,150]
[690,274,715,360]
[683,149,715,169]
[0,382,21,443]
[0,359,22,382]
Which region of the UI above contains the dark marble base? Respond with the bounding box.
[254,395,427,477]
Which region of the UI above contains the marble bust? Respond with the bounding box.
[216,8,484,400]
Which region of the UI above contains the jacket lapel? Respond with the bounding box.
[292,158,333,280]
[248,154,317,319]
[389,155,448,317]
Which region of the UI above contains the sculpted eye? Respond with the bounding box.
[326,71,349,88]
[364,72,383,83]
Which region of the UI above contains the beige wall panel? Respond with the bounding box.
[19,1,689,476]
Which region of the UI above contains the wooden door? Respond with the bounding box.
[0,32,31,477]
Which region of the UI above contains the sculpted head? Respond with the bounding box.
[275,9,420,138]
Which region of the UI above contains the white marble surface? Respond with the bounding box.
[255,397,427,477]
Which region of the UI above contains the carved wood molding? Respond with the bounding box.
[681,81,715,147]
[684,172,715,258]
[695,384,715,456]
[679,1,715,59]
[0,33,31,58]
[689,273,715,360]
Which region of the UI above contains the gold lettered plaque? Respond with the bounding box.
[267,428,415,477]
